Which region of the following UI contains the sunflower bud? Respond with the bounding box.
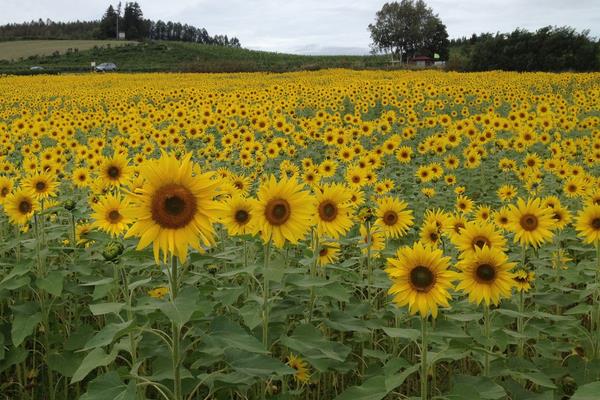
[63,199,76,211]
[102,241,124,262]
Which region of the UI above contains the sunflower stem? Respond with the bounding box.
[420,317,428,400]
[262,240,271,349]
[517,246,526,358]
[595,242,600,359]
[483,304,491,377]
[308,232,319,323]
[170,256,182,400]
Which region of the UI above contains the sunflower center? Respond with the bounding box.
[0,187,8,196]
[319,248,328,257]
[429,232,439,242]
[410,266,435,292]
[108,210,121,223]
[234,209,250,224]
[265,199,291,226]
[472,235,490,249]
[383,210,398,226]
[318,201,338,222]
[35,181,46,191]
[151,183,197,229]
[107,166,121,179]
[19,200,32,214]
[592,218,600,230]
[520,214,538,231]
[476,263,496,282]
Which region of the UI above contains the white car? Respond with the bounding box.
[95,63,118,72]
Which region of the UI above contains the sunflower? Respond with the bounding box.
[452,221,507,256]
[314,183,355,239]
[91,193,132,237]
[455,195,473,214]
[456,246,515,306]
[493,207,512,231]
[125,153,219,263]
[215,194,257,236]
[100,154,132,187]
[507,198,555,247]
[4,189,38,226]
[287,354,311,384]
[549,203,571,230]
[0,176,14,204]
[253,175,314,248]
[71,167,90,188]
[513,269,535,292]
[317,242,340,266]
[21,171,59,200]
[374,196,414,238]
[420,222,442,247]
[148,286,170,299]
[575,204,600,244]
[76,222,94,247]
[385,241,454,318]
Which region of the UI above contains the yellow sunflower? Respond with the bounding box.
[385,241,455,318]
[21,171,59,200]
[513,269,535,292]
[4,189,38,226]
[91,193,132,237]
[253,175,314,248]
[0,176,14,205]
[100,154,132,187]
[575,204,600,244]
[456,246,515,306]
[374,196,414,238]
[314,183,354,239]
[215,194,257,236]
[287,354,311,385]
[507,198,555,247]
[452,221,507,256]
[359,223,385,257]
[125,153,219,263]
[317,242,340,266]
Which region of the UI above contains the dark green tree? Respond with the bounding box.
[122,2,148,40]
[98,5,119,39]
[368,0,448,62]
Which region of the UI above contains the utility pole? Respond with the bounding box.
[116,2,122,40]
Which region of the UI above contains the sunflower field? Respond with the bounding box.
[0,70,599,400]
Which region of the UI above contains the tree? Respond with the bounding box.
[99,5,118,39]
[368,0,448,63]
[122,2,148,40]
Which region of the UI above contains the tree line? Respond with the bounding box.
[449,26,598,71]
[0,2,241,47]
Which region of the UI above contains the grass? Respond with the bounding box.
[0,40,136,61]
[0,40,391,74]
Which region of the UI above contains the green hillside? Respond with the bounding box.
[0,40,390,74]
[0,40,136,61]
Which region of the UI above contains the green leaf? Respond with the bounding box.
[158,287,198,326]
[280,324,351,372]
[35,271,64,297]
[71,347,119,384]
[381,327,420,341]
[571,381,600,400]
[449,376,506,399]
[224,349,295,377]
[80,371,136,400]
[89,303,125,316]
[334,364,419,400]
[209,317,266,354]
[12,311,41,347]
[82,320,133,351]
[510,371,557,389]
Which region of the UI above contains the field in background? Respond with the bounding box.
[0,40,137,61]
[0,40,389,73]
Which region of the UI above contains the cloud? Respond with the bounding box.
[1,0,598,55]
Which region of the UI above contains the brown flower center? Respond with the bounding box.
[108,210,121,223]
[19,200,32,214]
[319,247,328,257]
[0,187,9,197]
[520,214,538,231]
[318,201,338,222]
[592,217,600,230]
[35,181,46,191]
[410,266,435,292]
[383,210,398,226]
[472,235,490,249]
[476,263,496,283]
[234,209,250,224]
[107,166,121,179]
[265,198,291,226]
[150,184,197,229]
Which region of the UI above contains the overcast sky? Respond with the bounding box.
[2,0,599,54]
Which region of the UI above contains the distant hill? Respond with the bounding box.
[0,40,136,61]
[0,40,390,74]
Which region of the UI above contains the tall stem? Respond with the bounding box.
[517,246,526,358]
[483,305,491,376]
[420,317,428,400]
[262,241,271,349]
[595,243,600,358]
[170,256,182,400]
